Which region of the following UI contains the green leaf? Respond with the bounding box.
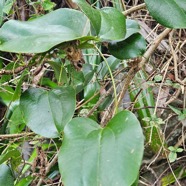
[125,19,140,39]
[15,176,33,186]
[7,106,25,134]
[168,152,177,163]
[58,110,144,186]
[97,56,120,79]
[168,146,176,152]
[20,86,76,138]
[0,149,20,164]
[84,82,100,104]
[73,0,126,40]
[3,0,14,15]
[144,0,186,28]
[42,0,56,11]
[12,70,27,101]
[176,148,183,153]
[108,33,146,59]
[99,7,126,40]
[73,0,101,34]
[0,164,14,186]
[0,0,4,25]
[168,105,182,115]
[0,8,90,53]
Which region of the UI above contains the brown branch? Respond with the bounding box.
[0,132,34,139]
[0,64,29,76]
[123,3,146,16]
[36,153,59,186]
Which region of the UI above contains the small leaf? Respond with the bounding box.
[154,74,163,82]
[168,105,182,115]
[108,33,146,59]
[168,152,177,163]
[176,148,183,153]
[168,146,176,152]
[144,0,186,28]
[42,0,56,11]
[12,70,27,101]
[84,82,100,104]
[58,110,144,186]
[0,164,14,186]
[20,86,76,138]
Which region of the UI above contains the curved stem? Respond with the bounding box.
[94,45,118,115]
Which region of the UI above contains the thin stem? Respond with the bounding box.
[94,45,118,115]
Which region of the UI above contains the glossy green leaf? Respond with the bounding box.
[108,33,146,59]
[58,110,144,186]
[73,0,126,40]
[73,0,101,34]
[144,0,186,28]
[125,19,140,39]
[84,82,100,104]
[20,86,75,138]
[0,8,90,53]
[99,7,126,40]
[0,164,14,186]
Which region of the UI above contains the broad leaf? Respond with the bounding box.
[0,8,90,53]
[20,86,75,138]
[58,110,144,186]
[99,7,126,40]
[73,0,126,40]
[108,33,146,59]
[144,0,186,28]
[0,164,14,186]
[73,0,101,34]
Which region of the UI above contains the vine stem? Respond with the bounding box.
[94,45,118,115]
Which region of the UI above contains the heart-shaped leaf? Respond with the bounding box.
[144,0,186,28]
[108,33,146,59]
[58,110,144,186]
[20,86,75,138]
[0,8,90,53]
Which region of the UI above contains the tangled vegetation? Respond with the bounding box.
[0,0,186,185]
